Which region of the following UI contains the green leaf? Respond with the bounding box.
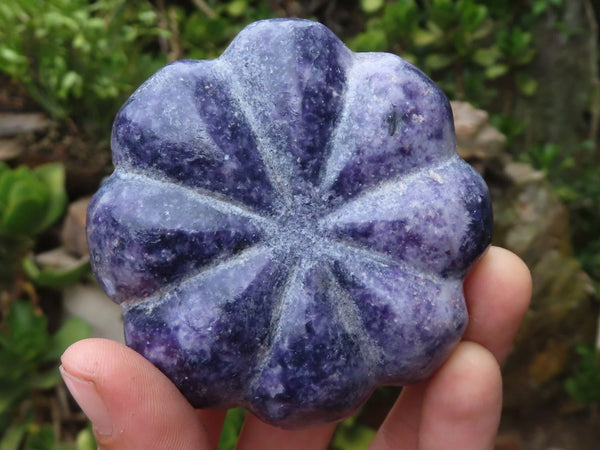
[29,367,61,390]
[25,424,56,450]
[0,175,49,234]
[46,316,92,361]
[218,408,246,450]
[43,11,79,32]
[565,345,600,405]
[0,300,49,370]
[484,64,509,79]
[76,426,96,450]
[533,0,549,16]
[0,47,28,66]
[0,416,32,450]
[472,46,500,67]
[412,27,440,46]
[58,71,83,99]
[424,53,454,70]
[381,0,419,37]
[0,385,28,415]
[32,163,67,234]
[459,2,488,31]
[23,256,91,288]
[3,301,49,362]
[361,0,385,14]
[348,28,388,52]
[0,163,66,236]
[516,72,538,96]
[72,33,90,53]
[227,0,248,18]
[138,9,158,26]
[331,415,376,450]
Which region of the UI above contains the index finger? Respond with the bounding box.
[463,246,532,363]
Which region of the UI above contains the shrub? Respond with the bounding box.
[0,0,167,136]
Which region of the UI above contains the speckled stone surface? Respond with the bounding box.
[87,18,492,428]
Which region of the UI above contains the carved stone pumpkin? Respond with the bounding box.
[87,18,492,428]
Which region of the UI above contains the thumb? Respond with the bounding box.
[60,338,212,450]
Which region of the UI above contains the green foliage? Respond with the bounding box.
[0,163,67,238]
[0,162,69,293]
[0,0,167,136]
[22,255,91,288]
[565,345,600,406]
[351,0,551,103]
[214,407,378,449]
[1,417,96,450]
[218,408,246,450]
[0,0,276,135]
[166,0,273,61]
[0,301,91,449]
[519,142,564,174]
[0,163,89,445]
[331,414,376,450]
[490,113,528,144]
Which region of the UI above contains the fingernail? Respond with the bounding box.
[60,365,114,436]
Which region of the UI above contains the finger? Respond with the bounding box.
[370,342,502,450]
[236,412,336,450]
[197,409,227,449]
[463,246,531,362]
[418,342,502,450]
[369,246,528,449]
[60,338,212,450]
[367,383,426,449]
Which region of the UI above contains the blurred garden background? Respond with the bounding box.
[1,0,599,448]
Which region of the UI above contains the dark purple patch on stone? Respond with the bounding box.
[442,166,494,277]
[326,159,491,277]
[291,25,348,184]
[249,265,372,427]
[87,175,264,302]
[221,19,351,192]
[112,61,275,211]
[125,255,287,408]
[331,258,467,383]
[322,54,456,202]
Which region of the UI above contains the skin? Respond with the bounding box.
[60,246,531,450]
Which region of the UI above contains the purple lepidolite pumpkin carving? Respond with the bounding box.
[87,18,492,428]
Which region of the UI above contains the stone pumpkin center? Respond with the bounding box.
[272,195,327,259]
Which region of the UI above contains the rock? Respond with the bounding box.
[63,284,125,343]
[0,138,23,161]
[61,197,91,258]
[35,247,84,271]
[451,101,599,410]
[452,100,489,138]
[503,162,545,185]
[452,101,506,161]
[0,112,50,162]
[0,112,49,137]
[502,249,596,408]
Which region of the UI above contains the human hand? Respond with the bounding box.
[60,246,531,450]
